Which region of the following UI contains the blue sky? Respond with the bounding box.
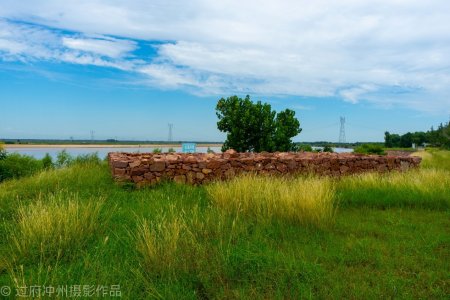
[1,1,449,142]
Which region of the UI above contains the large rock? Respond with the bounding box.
[112,160,129,168]
[150,161,165,172]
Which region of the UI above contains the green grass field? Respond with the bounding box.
[0,150,449,299]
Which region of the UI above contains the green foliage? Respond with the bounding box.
[385,120,450,149]
[152,148,162,154]
[216,95,301,152]
[273,109,302,152]
[72,152,102,165]
[167,147,176,153]
[322,145,334,153]
[206,147,215,153]
[0,151,104,183]
[297,144,313,152]
[56,151,102,167]
[56,150,73,168]
[354,144,385,155]
[0,142,6,160]
[0,153,43,182]
[42,153,54,169]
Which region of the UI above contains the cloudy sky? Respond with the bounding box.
[1,0,449,142]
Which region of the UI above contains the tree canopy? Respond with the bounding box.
[384,120,450,149]
[216,95,301,152]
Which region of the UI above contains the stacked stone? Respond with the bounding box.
[108,150,422,187]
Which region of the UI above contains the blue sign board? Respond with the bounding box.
[182,143,197,153]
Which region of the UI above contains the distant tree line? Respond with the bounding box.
[384,120,450,149]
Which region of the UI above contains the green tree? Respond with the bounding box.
[384,131,401,148]
[400,132,413,148]
[274,109,301,152]
[216,95,301,152]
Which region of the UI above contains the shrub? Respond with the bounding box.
[152,148,162,154]
[56,150,73,167]
[207,174,336,227]
[42,153,54,169]
[297,144,313,152]
[207,147,215,154]
[323,145,334,153]
[167,147,176,153]
[354,144,385,155]
[72,152,101,165]
[0,153,43,182]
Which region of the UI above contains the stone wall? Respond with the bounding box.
[108,150,422,187]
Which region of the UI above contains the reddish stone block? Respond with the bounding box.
[114,168,126,175]
[112,160,129,168]
[150,161,165,172]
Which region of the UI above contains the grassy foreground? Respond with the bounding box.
[0,151,449,299]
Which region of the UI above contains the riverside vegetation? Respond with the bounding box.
[0,148,448,298]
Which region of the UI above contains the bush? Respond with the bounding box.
[56,150,73,167]
[167,148,176,153]
[72,152,101,165]
[354,144,385,155]
[0,153,44,182]
[297,144,313,152]
[42,153,54,169]
[153,148,162,154]
[207,147,215,154]
[323,145,334,153]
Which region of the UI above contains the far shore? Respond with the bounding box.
[4,143,223,149]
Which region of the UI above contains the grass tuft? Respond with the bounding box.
[206,174,336,227]
[337,169,450,209]
[7,192,104,262]
[135,216,186,274]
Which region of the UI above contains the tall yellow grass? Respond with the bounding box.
[8,192,103,260]
[136,217,182,267]
[206,174,336,227]
[135,214,188,274]
[340,169,449,194]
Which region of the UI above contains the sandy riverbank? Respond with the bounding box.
[4,144,223,149]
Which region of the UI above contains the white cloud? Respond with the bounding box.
[0,0,450,113]
[339,85,378,104]
[62,36,136,58]
[0,19,138,70]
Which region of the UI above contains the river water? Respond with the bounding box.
[6,146,353,159]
